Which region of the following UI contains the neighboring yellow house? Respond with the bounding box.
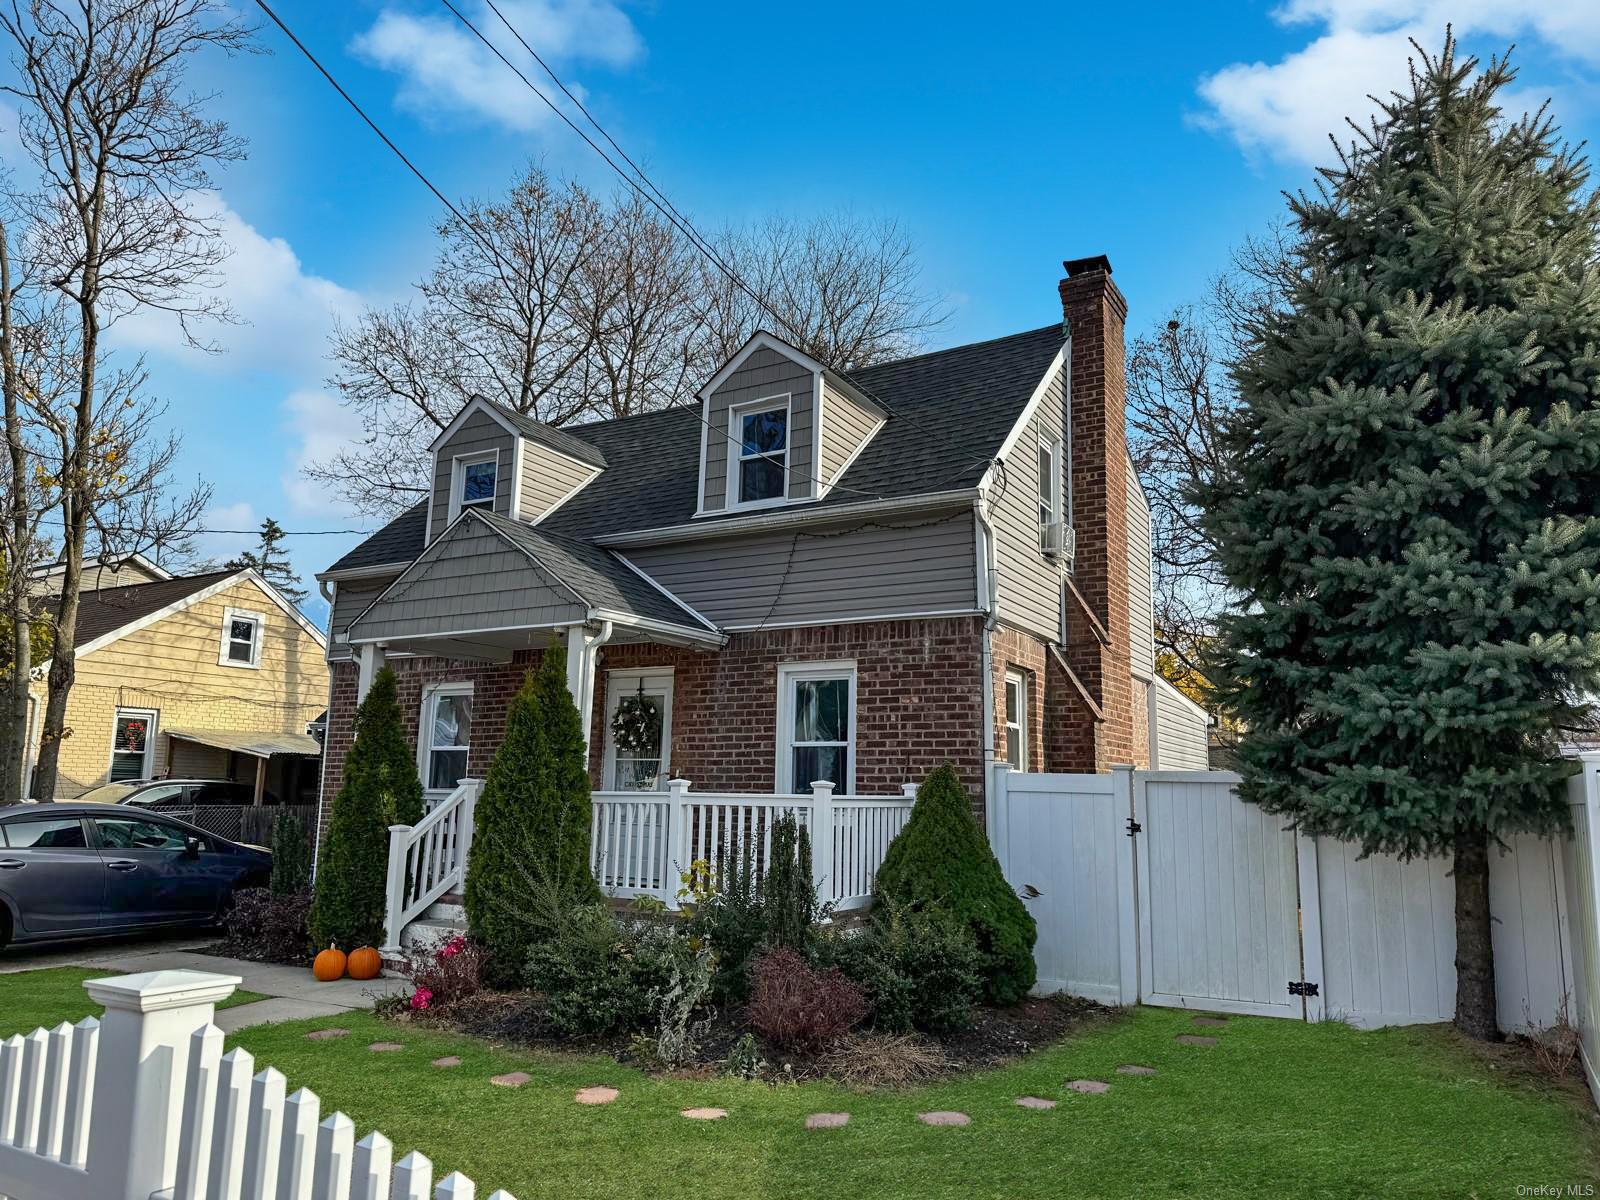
[25,567,329,800]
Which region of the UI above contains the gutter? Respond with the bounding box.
[315,561,414,584]
[975,494,1001,826]
[592,489,981,549]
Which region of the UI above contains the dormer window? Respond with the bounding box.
[450,450,498,521]
[731,397,789,506]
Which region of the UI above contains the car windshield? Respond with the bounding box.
[77,782,140,804]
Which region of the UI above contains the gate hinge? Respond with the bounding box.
[1125,817,1141,837]
[1288,980,1319,997]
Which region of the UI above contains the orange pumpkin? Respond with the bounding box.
[313,945,347,982]
[347,946,382,981]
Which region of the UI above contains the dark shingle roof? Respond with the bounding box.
[327,323,1065,572]
[483,398,607,469]
[70,570,239,645]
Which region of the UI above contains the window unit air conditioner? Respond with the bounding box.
[1041,520,1075,566]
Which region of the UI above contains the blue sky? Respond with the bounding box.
[11,1,1599,623]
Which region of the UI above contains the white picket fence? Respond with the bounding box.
[990,756,1600,1107]
[0,970,513,1200]
[590,779,915,911]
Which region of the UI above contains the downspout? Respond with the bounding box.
[975,495,1002,835]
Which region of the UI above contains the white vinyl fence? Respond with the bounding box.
[0,970,512,1200]
[991,756,1600,1106]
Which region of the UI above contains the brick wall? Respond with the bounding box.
[316,616,991,856]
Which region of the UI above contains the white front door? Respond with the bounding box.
[602,669,673,791]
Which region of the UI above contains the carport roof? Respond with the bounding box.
[165,727,323,758]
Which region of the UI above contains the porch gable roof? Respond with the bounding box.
[347,508,722,650]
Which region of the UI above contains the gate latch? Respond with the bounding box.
[1288,980,1320,997]
[1125,817,1141,837]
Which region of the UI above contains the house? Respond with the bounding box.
[24,567,330,801]
[314,254,1210,855]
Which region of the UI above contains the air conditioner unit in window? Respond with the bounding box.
[1041,520,1075,566]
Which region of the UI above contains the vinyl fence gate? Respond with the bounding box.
[988,763,1581,1036]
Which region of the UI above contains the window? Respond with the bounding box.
[1004,670,1028,770]
[452,451,498,519]
[777,662,855,793]
[2,816,87,849]
[219,607,264,668]
[93,815,190,852]
[1039,437,1064,551]
[419,683,473,795]
[731,398,788,505]
[109,708,158,783]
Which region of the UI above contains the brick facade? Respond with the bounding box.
[317,616,991,851]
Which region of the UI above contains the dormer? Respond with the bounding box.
[426,395,605,542]
[695,332,887,516]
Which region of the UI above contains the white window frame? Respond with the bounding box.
[774,660,857,794]
[109,707,159,784]
[218,606,265,669]
[417,681,474,800]
[1038,434,1064,552]
[449,449,499,522]
[601,668,675,792]
[726,394,791,511]
[1004,669,1028,771]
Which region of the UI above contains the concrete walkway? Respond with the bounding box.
[1,935,406,1032]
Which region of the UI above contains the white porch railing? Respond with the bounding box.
[0,970,513,1200]
[590,779,916,911]
[382,779,482,954]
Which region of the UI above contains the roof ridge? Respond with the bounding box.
[79,567,237,597]
[847,324,1063,376]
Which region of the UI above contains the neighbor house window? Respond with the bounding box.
[419,683,473,796]
[109,708,158,783]
[777,662,855,793]
[731,398,788,505]
[452,451,498,519]
[1038,436,1064,551]
[1004,670,1027,770]
[219,607,264,668]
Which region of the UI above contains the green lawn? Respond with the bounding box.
[2,967,1595,1197]
[0,967,267,1036]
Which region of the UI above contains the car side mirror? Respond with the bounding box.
[184,836,202,859]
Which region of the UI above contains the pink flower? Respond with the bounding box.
[410,987,433,1011]
[439,936,466,960]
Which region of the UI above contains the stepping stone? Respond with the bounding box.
[1116,1065,1158,1076]
[1066,1079,1109,1095]
[1191,1016,1228,1027]
[680,1107,727,1121]
[305,1029,348,1041]
[368,1042,404,1053]
[576,1086,619,1106]
[1014,1096,1057,1110]
[805,1112,850,1130]
[432,1056,462,1068]
[490,1072,532,1088]
[917,1111,970,1127]
[1176,1035,1217,1047]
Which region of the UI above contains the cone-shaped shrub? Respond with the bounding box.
[465,644,602,984]
[872,762,1036,1004]
[310,667,414,949]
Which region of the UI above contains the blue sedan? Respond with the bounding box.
[0,802,272,949]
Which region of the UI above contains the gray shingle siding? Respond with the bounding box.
[989,357,1068,641]
[352,520,585,643]
[326,575,397,662]
[819,380,883,489]
[623,507,977,629]
[701,346,816,511]
[431,410,514,540]
[520,442,597,523]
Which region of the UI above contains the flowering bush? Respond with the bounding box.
[403,934,484,1015]
[746,947,866,1055]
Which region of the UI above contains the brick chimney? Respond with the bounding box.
[1058,255,1138,770]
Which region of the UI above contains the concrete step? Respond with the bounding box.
[398,915,466,955]
[423,900,465,923]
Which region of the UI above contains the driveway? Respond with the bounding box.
[1,931,406,1032]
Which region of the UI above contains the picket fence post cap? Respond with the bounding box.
[84,970,242,1013]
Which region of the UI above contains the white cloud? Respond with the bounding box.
[280,388,364,519]
[352,0,640,132]
[1195,2,1600,165]
[193,500,260,567]
[110,193,363,379]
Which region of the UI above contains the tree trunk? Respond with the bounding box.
[1453,827,1499,1041]
[0,215,28,800]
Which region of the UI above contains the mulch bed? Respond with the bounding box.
[406,989,1112,1086]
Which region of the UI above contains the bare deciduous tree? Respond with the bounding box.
[1,0,248,799]
[311,163,950,519]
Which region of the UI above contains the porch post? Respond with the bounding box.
[356,643,386,702]
[664,777,690,911]
[563,622,613,752]
[810,780,835,903]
